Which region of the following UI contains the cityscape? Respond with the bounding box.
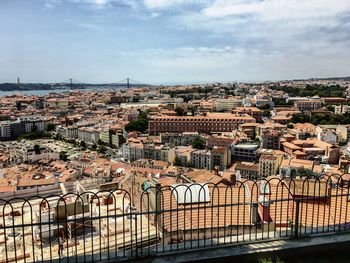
[1,1,350,263]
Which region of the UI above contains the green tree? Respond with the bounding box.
[175,106,185,116]
[97,145,107,154]
[173,156,183,166]
[17,131,52,141]
[125,111,149,133]
[59,151,68,161]
[259,104,270,110]
[291,113,311,123]
[262,109,271,117]
[325,105,335,112]
[192,136,206,149]
[80,141,86,149]
[97,139,105,146]
[91,143,97,150]
[46,123,55,132]
[297,168,313,178]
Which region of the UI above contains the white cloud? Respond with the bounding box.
[75,22,104,31]
[117,45,350,83]
[202,0,350,20]
[94,0,108,5]
[44,0,62,9]
[143,0,209,9]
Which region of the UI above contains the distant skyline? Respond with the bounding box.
[1,0,350,84]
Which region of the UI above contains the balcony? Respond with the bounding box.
[0,176,349,262]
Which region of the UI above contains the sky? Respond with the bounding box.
[1,0,350,84]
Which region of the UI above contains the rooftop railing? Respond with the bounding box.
[0,174,349,262]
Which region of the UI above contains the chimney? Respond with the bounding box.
[262,204,270,222]
[260,195,270,222]
[230,174,236,185]
[214,166,219,175]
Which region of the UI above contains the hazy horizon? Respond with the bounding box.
[1,0,350,84]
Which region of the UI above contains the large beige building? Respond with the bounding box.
[149,113,256,135]
[259,150,285,178]
[214,97,243,111]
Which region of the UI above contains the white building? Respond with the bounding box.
[10,143,59,164]
[214,97,242,111]
[334,105,350,114]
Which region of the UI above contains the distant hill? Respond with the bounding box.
[0,83,55,91]
[0,83,150,91]
[292,76,350,81]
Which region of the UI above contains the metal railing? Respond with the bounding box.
[0,174,349,262]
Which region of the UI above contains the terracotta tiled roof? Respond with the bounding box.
[160,184,253,233]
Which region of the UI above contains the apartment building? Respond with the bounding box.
[10,143,59,164]
[20,115,45,133]
[336,125,350,143]
[160,132,199,146]
[122,142,144,161]
[0,121,11,139]
[211,146,231,171]
[190,149,211,170]
[279,158,323,178]
[214,97,242,111]
[77,127,100,144]
[122,142,175,163]
[294,100,322,112]
[232,142,260,162]
[149,113,256,135]
[56,125,78,139]
[44,98,69,109]
[281,139,340,164]
[322,97,347,105]
[233,107,263,123]
[261,129,281,150]
[232,162,259,180]
[334,105,350,114]
[258,150,285,178]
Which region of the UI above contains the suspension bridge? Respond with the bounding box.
[59,77,152,89]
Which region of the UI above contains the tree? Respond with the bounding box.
[189,107,197,116]
[34,144,41,155]
[287,123,294,129]
[192,136,206,149]
[325,105,335,112]
[97,139,105,146]
[297,168,313,178]
[46,123,55,132]
[173,156,183,166]
[125,111,149,133]
[262,109,271,117]
[97,145,107,154]
[17,131,52,141]
[91,143,97,150]
[175,106,185,116]
[80,141,86,149]
[291,113,311,123]
[259,104,270,110]
[59,151,68,162]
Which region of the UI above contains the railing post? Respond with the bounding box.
[135,214,138,257]
[294,199,300,238]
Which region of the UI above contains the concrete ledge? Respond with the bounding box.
[123,231,350,263]
[45,231,350,263]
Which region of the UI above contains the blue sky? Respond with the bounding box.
[1,0,350,84]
